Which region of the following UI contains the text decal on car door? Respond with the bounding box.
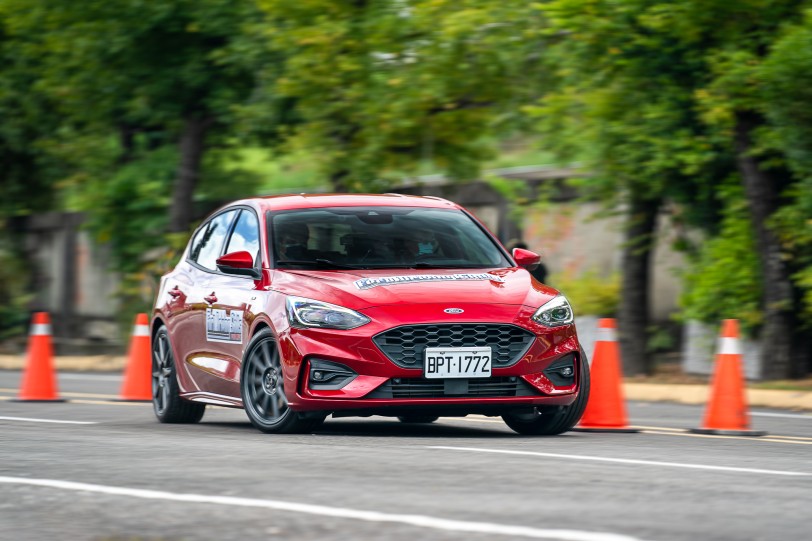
[206,308,243,343]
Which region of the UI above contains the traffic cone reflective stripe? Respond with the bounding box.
[691,319,765,436]
[574,318,638,433]
[17,312,63,402]
[119,313,153,401]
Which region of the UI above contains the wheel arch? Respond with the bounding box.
[151,313,167,342]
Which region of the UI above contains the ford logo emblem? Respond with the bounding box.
[444,308,464,314]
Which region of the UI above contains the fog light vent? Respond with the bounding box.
[308,359,357,390]
[543,354,577,387]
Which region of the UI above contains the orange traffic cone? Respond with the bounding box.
[690,319,765,436]
[573,318,638,433]
[16,312,64,402]
[119,313,153,401]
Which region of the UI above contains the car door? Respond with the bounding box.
[200,208,264,400]
[179,208,240,401]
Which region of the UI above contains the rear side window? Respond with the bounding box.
[225,210,260,265]
[190,210,238,271]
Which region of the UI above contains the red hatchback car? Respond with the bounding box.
[150,194,589,434]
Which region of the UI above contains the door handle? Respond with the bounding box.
[204,292,218,304]
[168,286,183,298]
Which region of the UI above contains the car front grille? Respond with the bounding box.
[372,324,535,369]
[365,377,540,399]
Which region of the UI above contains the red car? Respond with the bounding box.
[150,194,589,434]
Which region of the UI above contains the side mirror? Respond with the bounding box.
[512,247,541,269]
[216,251,261,279]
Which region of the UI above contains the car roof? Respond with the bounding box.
[229,193,460,212]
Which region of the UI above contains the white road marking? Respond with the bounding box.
[0,416,97,425]
[751,412,812,420]
[0,476,646,541]
[428,446,811,477]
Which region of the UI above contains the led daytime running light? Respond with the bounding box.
[286,296,370,330]
[532,295,574,327]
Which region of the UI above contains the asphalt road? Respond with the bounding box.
[1,370,810,541]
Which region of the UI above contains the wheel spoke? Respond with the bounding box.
[269,394,280,417]
[259,393,271,414]
[261,341,272,368]
[158,338,166,367]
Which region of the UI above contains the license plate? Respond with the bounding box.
[424,347,492,379]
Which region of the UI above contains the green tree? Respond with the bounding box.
[539,0,808,377]
[4,0,266,232]
[255,0,545,189]
[530,0,730,374]
[0,11,64,217]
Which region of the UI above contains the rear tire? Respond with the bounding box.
[502,348,590,435]
[152,326,206,424]
[397,415,439,424]
[241,328,324,434]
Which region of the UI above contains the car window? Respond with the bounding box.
[191,210,238,271]
[225,210,260,265]
[269,207,510,269]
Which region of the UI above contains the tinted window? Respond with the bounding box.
[270,207,510,270]
[225,210,260,264]
[191,210,237,271]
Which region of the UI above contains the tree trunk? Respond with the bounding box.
[734,111,798,379]
[618,195,660,376]
[169,116,211,233]
[330,169,350,192]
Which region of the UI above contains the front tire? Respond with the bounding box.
[241,328,324,434]
[152,326,206,423]
[502,349,590,435]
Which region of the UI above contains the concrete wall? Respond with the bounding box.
[22,212,121,351]
[523,202,688,320]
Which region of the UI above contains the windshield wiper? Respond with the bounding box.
[277,259,364,270]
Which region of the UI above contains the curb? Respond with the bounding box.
[0,355,127,372]
[625,383,812,412]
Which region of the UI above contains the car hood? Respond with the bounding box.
[270,267,559,310]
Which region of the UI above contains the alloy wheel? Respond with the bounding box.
[245,338,289,425]
[152,332,172,415]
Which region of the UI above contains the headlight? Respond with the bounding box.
[286,296,370,330]
[532,295,574,327]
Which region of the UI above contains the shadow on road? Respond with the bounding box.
[198,417,522,438]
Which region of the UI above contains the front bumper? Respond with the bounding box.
[278,302,583,414]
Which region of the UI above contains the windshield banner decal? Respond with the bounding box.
[354,273,504,290]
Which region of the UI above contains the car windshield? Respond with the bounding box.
[269,207,510,270]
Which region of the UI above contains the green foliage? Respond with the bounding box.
[647,325,676,354]
[0,225,31,341]
[771,184,812,326]
[255,0,546,189]
[680,186,763,336]
[0,9,66,217]
[550,269,620,317]
[531,0,730,218]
